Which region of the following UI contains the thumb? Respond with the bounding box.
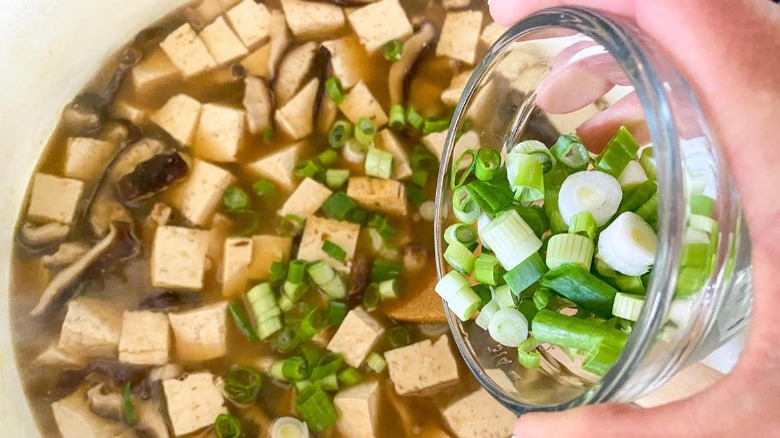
[513,400,698,438]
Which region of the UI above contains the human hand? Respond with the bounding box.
[488,1,780,437]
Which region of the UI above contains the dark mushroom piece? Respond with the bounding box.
[346,257,371,308]
[30,221,140,316]
[99,119,144,146]
[42,242,91,271]
[139,291,202,312]
[312,46,333,128]
[87,383,171,438]
[56,360,151,395]
[115,152,189,204]
[61,94,105,135]
[388,22,436,106]
[17,221,70,252]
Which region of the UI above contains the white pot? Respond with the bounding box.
[0,0,187,434]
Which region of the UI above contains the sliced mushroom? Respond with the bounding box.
[389,22,436,105]
[18,221,70,251]
[402,244,428,273]
[312,45,332,127]
[61,94,104,135]
[267,10,292,81]
[87,383,171,438]
[136,399,170,438]
[115,152,189,203]
[99,120,143,146]
[88,190,133,237]
[42,242,91,271]
[243,76,273,135]
[87,383,123,421]
[139,291,201,312]
[275,42,319,106]
[31,221,140,316]
[56,360,151,396]
[107,138,168,183]
[347,257,371,308]
[148,363,184,383]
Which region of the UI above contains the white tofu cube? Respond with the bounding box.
[436,11,484,65]
[168,302,229,362]
[118,310,171,365]
[422,129,477,163]
[443,0,470,9]
[189,0,242,25]
[281,0,346,40]
[297,216,360,273]
[441,388,517,438]
[167,159,237,226]
[151,226,210,291]
[346,176,407,216]
[160,23,217,77]
[248,235,293,280]
[222,237,253,297]
[241,43,272,78]
[52,388,128,438]
[162,372,227,436]
[35,343,87,367]
[207,212,233,267]
[243,76,273,134]
[63,137,117,181]
[225,0,271,49]
[58,297,122,358]
[150,94,203,146]
[111,100,146,126]
[338,81,388,127]
[243,142,301,192]
[27,173,84,225]
[441,70,473,107]
[327,307,385,367]
[131,48,179,93]
[278,177,333,219]
[375,129,412,180]
[347,0,413,53]
[334,380,380,438]
[192,103,246,162]
[275,77,319,140]
[199,17,249,66]
[322,36,366,89]
[275,42,318,105]
[480,22,507,48]
[385,335,460,396]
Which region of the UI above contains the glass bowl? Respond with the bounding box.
[433,7,753,413]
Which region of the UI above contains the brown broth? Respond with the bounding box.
[10,0,492,436]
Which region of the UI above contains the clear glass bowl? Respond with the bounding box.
[433,7,753,413]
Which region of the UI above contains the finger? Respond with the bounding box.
[489,0,637,28]
[576,92,648,152]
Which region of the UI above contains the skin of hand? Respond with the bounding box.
[488,1,780,437]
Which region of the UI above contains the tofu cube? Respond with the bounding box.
[243,142,301,192]
[222,237,253,297]
[297,216,360,273]
[281,0,346,40]
[443,0,470,9]
[192,103,246,162]
[150,94,203,146]
[480,22,507,48]
[111,100,146,126]
[275,42,318,105]
[131,48,179,93]
[118,310,171,365]
[243,76,273,134]
[241,43,272,78]
[322,36,366,89]
[160,23,217,77]
[441,389,517,438]
[52,389,128,438]
[338,81,388,127]
[436,11,484,65]
[347,0,413,53]
[35,343,87,367]
[327,307,385,367]
[151,226,210,291]
[199,17,249,66]
[189,0,242,25]
[441,70,473,107]
[275,77,319,140]
[334,380,380,438]
[422,129,477,164]
[278,177,333,219]
[58,297,122,358]
[27,173,84,225]
[384,335,459,396]
[207,212,233,266]
[63,137,116,181]
[346,176,407,216]
[167,159,237,226]
[226,0,271,49]
[248,235,293,280]
[375,129,412,180]
[168,302,229,362]
[162,372,228,436]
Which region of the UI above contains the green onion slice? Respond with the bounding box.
[451,149,477,190]
[383,39,403,61]
[294,384,339,432]
[389,104,406,131]
[325,76,345,104]
[329,120,352,149]
[122,383,137,426]
[475,148,501,181]
[215,413,242,438]
[355,117,377,146]
[228,302,260,342]
[223,187,249,211]
[222,366,262,405]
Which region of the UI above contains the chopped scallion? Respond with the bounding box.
[422,116,451,135]
[228,302,260,342]
[488,308,529,347]
[271,356,308,381]
[215,413,242,438]
[327,301,347,326]
[479,210,543,270]
[308,261,347,299]
[299,306,327,340]
[317,149,339,167]
[551,134,589,171]
[388,326,412,348]
[410,168,429,187]
[253,179,275,198]
[294,384,339,432]
[371,259,401,282]
[322,240,347,263]
[322,192,360,221]
[545,233,595,271]
[122,383,137,426]
[365,148,394,179]
[223,187,249,211]
[406,105,425,130]
[594,126,641,177]
[493,284,516,309]
[280,214,305,237]
[383,39,403,61]
[541,264,619,317]
[367,352,387,373]
[338,367,362,386]
[329,120,352,149]
[517,337,541,369]
[325,169,350,189]
[475,148,501,181]
[355,117,377,146]
[503,252,546,295]
[325,76,345,104]
[222,366,262,405]
[294,160,324,180]
[273,326,301,353]
[452,186,481,223]
[389,104,406,131]
[378,278,399,300]
[443,241,476,275]
[506,152,544,204]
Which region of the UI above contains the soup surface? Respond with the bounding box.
[10,0,519,437]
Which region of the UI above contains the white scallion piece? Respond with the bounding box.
[419,200,435,221]
[477,212,493,250]
[475,299,500,330]
[612,292,645,321]
[558,170,622,226]
[546,233,595,271]
[617,160,648,191]
[270,416,309,438]
[342,138,367,163]
[598,212,657,276]
[487,308,529,347]
[479,210,543,270]
[434,271,481,321]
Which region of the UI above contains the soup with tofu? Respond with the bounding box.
[10,0,521,437]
